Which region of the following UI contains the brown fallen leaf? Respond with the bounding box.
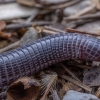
[0,27,42,53]
[0,31,11,39]
[0,20,6,31]
[0,21,10,39]
[7,77,41,100]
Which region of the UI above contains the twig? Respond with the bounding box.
[34,26,65,35]
[66,19,95,29]
[61,75,92,92]
[76,65,91,69]
[61,63,81,82]
[67,60,91,69]
[0,41,20,53]
[17,0,35,7]
[43,29,57,34]
[36,26,98,36]
[34,26,58,34]
[5,21,53,30]
[44,0,81,10]
[66,4,96,19]
[44,26,65,33]
[65,28,100,36]
[26,10,40,22]
[64,12,100,21]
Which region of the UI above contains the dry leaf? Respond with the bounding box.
[40,72,57,100]
[0,31,11,39]
[59,82,81,99]
[7,77,41,100]
[0,21,9,39]
[62,82,80,93]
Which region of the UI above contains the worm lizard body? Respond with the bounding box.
[0,33,100,88]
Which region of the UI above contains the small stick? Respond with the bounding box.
[43,29,57,34]
[64,12,100,21]
[34,26,58,35]
[34,26,65,35]
[26,10,40,22]
[67,4,96,19]
[45,0,81,10]
[67,60,91,69]
[0,41,20,53]
[61,75,92,92]
[35,26,98,36]
[5,21,53,30]
[65,28,100,36]
[66,19,95,29]
[61,63,81,82]
[76,65,91,69]
[44,26,65,33]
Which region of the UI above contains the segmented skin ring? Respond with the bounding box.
[0,33,100,88]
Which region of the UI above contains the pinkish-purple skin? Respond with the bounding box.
[0,33,100,88]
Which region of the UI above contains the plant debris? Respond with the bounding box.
[7,77,41,100]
